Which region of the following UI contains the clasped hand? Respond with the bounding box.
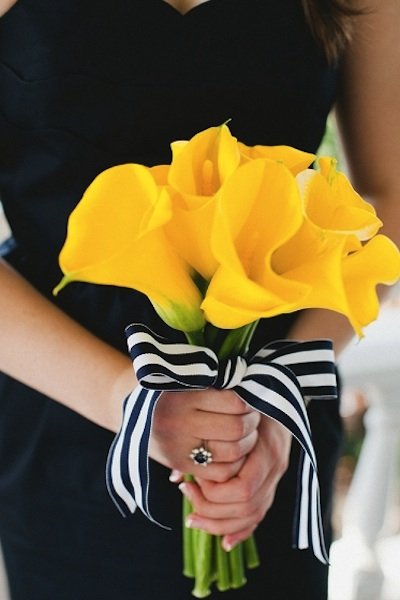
[150,389,292,551]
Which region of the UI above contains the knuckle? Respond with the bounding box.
[227,441,242,462]
[231,417,246,440]
[211,523,227,536]
[275,453,289,474]
[238,481,254,503]
[230,394,246,413]
[254,508,266,525]
[212,468,231,484]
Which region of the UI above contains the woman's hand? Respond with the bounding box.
[178,416,292,550]
[149,389,260,482]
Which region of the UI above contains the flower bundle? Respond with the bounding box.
[54,124,400,597]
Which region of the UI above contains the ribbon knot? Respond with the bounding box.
[106,323,337,564]
[214,356,248,389]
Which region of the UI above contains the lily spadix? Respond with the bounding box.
[166,124,240,280]
[202,159,310,329]
[54,164,205,333]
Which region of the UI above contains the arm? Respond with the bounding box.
[0,258,259,478]
[0,258,135,431]
[0,0,17,18]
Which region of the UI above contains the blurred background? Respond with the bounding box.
[0,117,399,600]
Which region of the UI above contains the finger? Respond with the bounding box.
[196,457,267,504]
[179,481,253,520]
[193,410,260,442]
[180,477,274,520]
[196,429,289,503]
[184,495,273,537]
[206,430,258,463]
[222,526,258,552]
[187,457,246,483]
[193,389,254,415]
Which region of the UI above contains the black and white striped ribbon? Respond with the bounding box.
[106,323,337,563]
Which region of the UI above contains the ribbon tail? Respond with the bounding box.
[294,451,329,564]
[235,363,329,564]
[106,385,167,528]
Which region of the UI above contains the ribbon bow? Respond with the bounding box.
[106,323,337,564]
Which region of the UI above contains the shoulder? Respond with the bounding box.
[0,0,18,18]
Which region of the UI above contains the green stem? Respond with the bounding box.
[217,321,259,359]
[185,330,205,346]
[183,474,195,578]
[244,535,260,569]
[228,544,246,589]
[192,530,213,598]
[215,536,230,592]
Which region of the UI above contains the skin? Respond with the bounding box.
[0,0,400,553]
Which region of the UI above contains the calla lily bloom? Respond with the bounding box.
[272,217,400,335]
[238,142,315,175]
[54,164,205,333]
[165,124,241,279]
[298,158,382,240]
[202,159,310,328]
[168,123,240,206]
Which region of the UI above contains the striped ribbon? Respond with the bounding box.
[106,323,337,563]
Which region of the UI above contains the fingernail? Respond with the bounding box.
[222,539,236,552]
[169,470,181,483]
[185,516,200,529]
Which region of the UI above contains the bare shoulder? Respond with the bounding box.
[0,0,18,18]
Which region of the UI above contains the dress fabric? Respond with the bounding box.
[0,1,342,598]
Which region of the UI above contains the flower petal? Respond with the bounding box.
[165,189,219,280]
[298,159,382,240]
[202,264,310,329]
[342,234,400,333]
[238,142,315,174]
[55,164,204,332]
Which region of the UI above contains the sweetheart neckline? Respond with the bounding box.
[157,0,217,17]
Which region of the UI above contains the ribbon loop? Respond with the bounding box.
[106,323,337,564]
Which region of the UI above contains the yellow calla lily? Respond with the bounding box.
[54,164,205,333]
[201,159,310,328]
[342,235,400,334]
[298,158,382,240]
[273,215,400,335]
[164,124,241,279]
[238,142,315,175]
[168,123,240,207]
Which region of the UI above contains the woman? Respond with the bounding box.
[0,1,399,598]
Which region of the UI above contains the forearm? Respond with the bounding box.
[0,259,136,431]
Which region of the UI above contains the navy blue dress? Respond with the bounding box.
[0,1,342,598]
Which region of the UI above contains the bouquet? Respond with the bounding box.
[54,124,400,597]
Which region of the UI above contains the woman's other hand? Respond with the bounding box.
[178,416,292,550]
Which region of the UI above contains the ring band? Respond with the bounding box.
[190,444,213,467]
